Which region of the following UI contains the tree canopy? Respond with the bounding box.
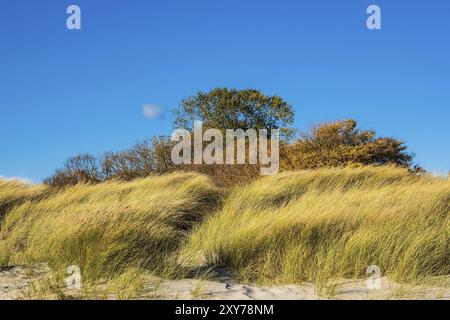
[174,87,294,139]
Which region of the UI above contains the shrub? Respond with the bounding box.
[44,154,101,187]
[283,119,418,171]
[45,138,177,187]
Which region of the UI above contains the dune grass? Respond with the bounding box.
[0,179,48,223]
[0,172,220,283]
[183,166,450,285]
[0,166,448,297]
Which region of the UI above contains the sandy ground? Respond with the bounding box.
[0,264,51,300]
[1,264,448,300]
[142,277,449,300]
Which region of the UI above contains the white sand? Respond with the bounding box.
[1,264,448,300]
[0,264,50,300]
[142,276,449,300]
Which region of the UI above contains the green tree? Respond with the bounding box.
[174,87,294,139]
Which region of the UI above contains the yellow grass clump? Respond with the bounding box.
[0,179,48,222]
[0,166,448,291]
[183,166,450,285]
[0,172,220,281]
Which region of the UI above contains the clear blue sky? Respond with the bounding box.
[1,0,449,182]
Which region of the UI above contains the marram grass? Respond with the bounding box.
[0,166,448,291]
[0,178,48,222]
[183,166,450,285]
[0,172,220,281]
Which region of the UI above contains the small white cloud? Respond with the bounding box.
[142,104,165,119]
